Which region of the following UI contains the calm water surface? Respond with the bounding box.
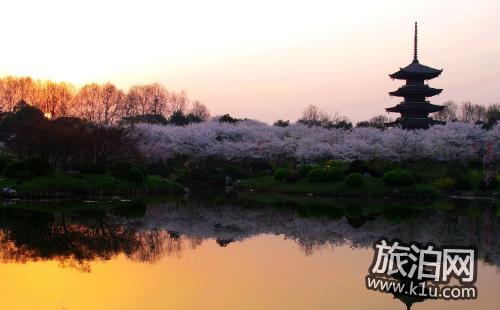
[0,196,498,309]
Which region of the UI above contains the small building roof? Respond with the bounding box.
[386,102,444,113]
[390,22,443,80]
[389,84,443,97]
[390,61,443,80]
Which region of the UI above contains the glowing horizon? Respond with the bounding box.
[1,0,499,122]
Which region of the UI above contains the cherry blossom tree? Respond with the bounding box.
[136,120,495,164]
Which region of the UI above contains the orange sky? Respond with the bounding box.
[1,0,499,122]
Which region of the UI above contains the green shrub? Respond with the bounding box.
[3,161,27,178]
[73,162,106,174]
[432,177,456,191]
[0,157,11,173]
[14,170,34,182]
[383,169,415,186]
[324,160,347,170]
[285,171,300,183]
[274,168,292,180]
[129,167,146,183]
[206,171,227,188]
[112,162,132,179]
[146,161,171,177]
[307,168,329,183]
[368,160,394,175]
[346,160,367,174]
[2,158,53,178]
[326,167,345,182]
[25,158,54,176]
[454,179,472,191]
[345,173,364,187]
[65,170,82,178]
[112,163,146,183]
[133,164,148,177]
[297,165,315,178]
[346,160,382,177]
[411,172,424,183]
[222,166,250,180]
[250,160,272,173]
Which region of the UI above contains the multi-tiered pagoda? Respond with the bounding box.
[386,23,445,129]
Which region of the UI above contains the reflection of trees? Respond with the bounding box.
[0,209,202,271]
[143,200,500,266]
[127,229,191,262]
[0,199,498,272]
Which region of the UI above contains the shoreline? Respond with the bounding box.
[0,174,185,199]
[236,176,500,201]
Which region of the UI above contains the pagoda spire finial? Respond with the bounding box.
[413,22,418,63]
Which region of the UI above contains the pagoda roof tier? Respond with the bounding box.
[386,101,444,113]
[389,61,443,80]
[389,84,442,97]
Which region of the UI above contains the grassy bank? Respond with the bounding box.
[0,173,185,198]
[237,176,440,199]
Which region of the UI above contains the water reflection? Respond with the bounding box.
[0,196,498,271]
[0,204,203,271]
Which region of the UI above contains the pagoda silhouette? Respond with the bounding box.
[386,22,445,129]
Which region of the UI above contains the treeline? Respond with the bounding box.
[0,101,141,177]
[138,120,500,165]
[2,76,498,130]
[272,103,500,130]
[433,101,499,129]
[274,105,391,130]
[0,75,210,125]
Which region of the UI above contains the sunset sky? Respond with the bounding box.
[1,0,499,123]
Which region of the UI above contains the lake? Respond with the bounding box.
[0,195,498,309]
